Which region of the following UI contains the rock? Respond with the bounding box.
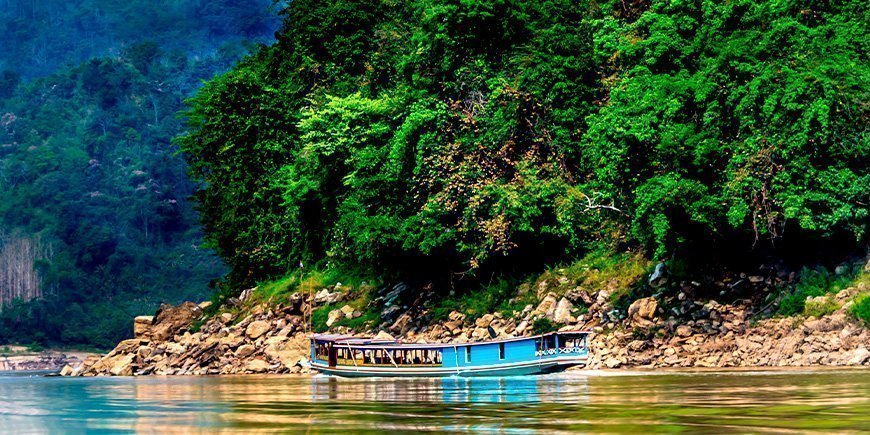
[649,263,668,288]
[628,297,658,327]
[246,320,271,339]
[847,347,869,365]
[60,365,74,377]
[198,301,213,310]
[389,313,413,334]
[515,320,529,335]
[314,289,331,304]
[565,287,592,305]
[133,316,154,339]
[443,320,463,334]
[553,298,576,324]
[340,305,355,316]
[374,331,395,341]
[676,325,692,337]
[245,358,271,373]
[604,357,621,368]
[475,314,495,328]
[534,293,558,318]
[264,335,308,368]
[112,338,145,355]
[219,313,234,324]
[235,344,256,358]
[150,302,202,342]
[109,353,136,376]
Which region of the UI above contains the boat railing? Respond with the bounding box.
[534,346,586,357]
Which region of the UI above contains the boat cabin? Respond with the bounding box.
[310,331,589,377]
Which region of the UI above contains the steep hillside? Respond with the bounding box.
[0,0,279,348]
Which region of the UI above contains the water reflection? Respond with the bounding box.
[0,369,867,433]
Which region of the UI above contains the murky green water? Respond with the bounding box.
[0,369,868,433]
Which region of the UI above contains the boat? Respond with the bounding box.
[309,331,590,377]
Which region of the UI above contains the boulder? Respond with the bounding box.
[475,314,495,328]
[847,346,869,365]
[245,358,271,373]
[628,297,658,327]
[109,353,136,376]
[246,320,271,339]
[649,263,668,288]
[133,316,154,339]
[553,298,576,324]
[339,305,355,316]
[59,365,74,377]
[534,293,558,318]
[264,335,309,368]
[326,309,344,327]
[219,313,234,324]
[374,331,395,341]
[150,302,202,342]
[235,344,256,358]
[675,325,693,337]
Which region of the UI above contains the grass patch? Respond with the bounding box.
[429,248,650,322]
[533,248,651,302]
[778,264,864,316]
[849,293,870,324]
[430,278,524,321]
[803,295,840,318]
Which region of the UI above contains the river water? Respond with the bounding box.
[0,369,868,433]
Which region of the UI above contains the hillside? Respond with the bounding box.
[0,0,279,348]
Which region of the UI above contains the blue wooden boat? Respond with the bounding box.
[309,331,589,377]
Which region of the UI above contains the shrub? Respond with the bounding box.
[803,296,839,318]
[849,294,870,324]
[532,318,557,335]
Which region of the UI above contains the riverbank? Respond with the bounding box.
[66,260,869,376]
[0,346,93,372]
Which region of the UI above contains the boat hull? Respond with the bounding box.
[312,356,586,378]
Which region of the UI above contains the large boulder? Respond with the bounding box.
[553,298,576,324]
[133,316,154,339]
[326,309,344,327]
[534,293,559,318]
[246,320,271,339]
[150,302,202,342]
[628,297,658,327]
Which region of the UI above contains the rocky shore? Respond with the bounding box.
[1,350,86,372]
[66,267,869,376]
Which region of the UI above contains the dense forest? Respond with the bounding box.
[181,0,868,293]
[0,0,279,348]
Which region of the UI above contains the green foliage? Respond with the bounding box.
[803,295,840,318]
[778,265,861,316]
[0,1,277,348]
[431,278,522,321]
[849,293,870,324]
[534,248,651,307]
[180,0,868,292]
[532,318,557,335]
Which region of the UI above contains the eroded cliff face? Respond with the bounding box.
[67,274,869,376]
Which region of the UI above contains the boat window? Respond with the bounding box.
[465,346,471,363]
[315,342,330,361]
[335,347,442,366]
[536,336,557,352]
[498,342,505,360]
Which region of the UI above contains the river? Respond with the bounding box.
[0,369,868,433]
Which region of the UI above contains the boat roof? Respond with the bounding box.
[312,330,591,350]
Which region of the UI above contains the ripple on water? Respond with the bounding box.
[0,369,867,433]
